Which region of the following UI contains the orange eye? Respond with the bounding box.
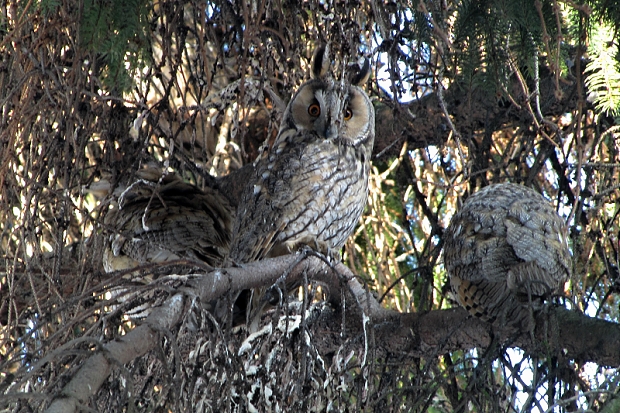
[343,107,353,121]
[308,104,321,117]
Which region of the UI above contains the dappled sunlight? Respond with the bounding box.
[2,0,620,412]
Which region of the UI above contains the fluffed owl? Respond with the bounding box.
[443,183,571,328]
[103,168,234,273]
[225,46,374,327]
[228,45,375,264]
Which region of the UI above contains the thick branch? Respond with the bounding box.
[188,254,620,366]
[45,255,620,412]
[371,306,620,367]
[45,294,184,413]
[189,254,389,319]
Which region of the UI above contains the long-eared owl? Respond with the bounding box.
[228,45,375,265]
[444,183,571,328]
[103,168,234,273]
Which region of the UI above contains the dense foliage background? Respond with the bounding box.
[1,0,620,411]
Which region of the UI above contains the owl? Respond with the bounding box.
[103,168,234,273]
[228,45,374,264]
[443,183,571,329]
[226,46,374,324]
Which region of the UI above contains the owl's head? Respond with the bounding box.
[281,45,375,147]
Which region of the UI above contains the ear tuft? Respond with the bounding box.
[350,58,371,86]
[311,44,330,79]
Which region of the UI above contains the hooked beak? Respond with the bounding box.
[323,123,338,140]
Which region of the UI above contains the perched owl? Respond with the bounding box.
[227,46,374,323]
[102,168,234,273]
[443,183,571,328]
[228,45,375,264]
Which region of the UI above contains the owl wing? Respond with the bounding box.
[228,126,369,264]
[445,184,571,325]
[504,196,571,298]
[227,130,308,264]
[103,172,234,272]
[444,206,522,322]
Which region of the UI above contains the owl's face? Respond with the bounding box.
[284,78,374,147]
[278,45,374,148]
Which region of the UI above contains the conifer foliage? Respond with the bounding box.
[1,1,620,412]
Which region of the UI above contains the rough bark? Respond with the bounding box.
[45,254,620,413]
[45,295,185,413]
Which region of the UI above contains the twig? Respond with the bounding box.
[45,294,185,413]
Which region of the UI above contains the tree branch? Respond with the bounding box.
[45,294,185,413]
[44,254,620,412]
[188,254,620,367]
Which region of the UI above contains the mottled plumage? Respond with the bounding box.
[228,46,374,264]
[226,47,374,327]
[444,183,571,328]
[103,169,234,273]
